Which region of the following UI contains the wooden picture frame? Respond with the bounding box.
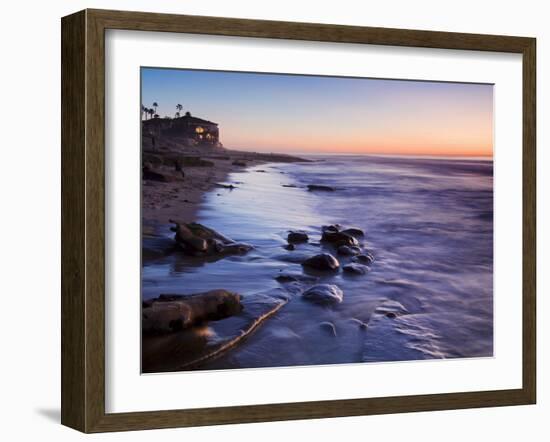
[61,8,536,433]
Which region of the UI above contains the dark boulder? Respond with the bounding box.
[170,220,252,257]
[341,227,365,237]
[322,230,359,247]
[337,245,361,256]
[302,253,340,271]
[287,231,309,243]
[142,290,243,333]
[322,224,341,233]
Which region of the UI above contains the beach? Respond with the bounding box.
[141,138,494,373]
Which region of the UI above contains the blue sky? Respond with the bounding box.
[141,67,493,156]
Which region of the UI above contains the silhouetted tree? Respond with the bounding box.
[152,102,158,115]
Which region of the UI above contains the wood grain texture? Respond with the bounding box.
[61,8,537,433]
[61,10,86,432]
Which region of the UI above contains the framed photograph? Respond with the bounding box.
[61,9,536,433]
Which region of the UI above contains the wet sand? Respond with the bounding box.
[142,135,307,229]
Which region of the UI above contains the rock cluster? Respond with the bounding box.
[170,220,252,257]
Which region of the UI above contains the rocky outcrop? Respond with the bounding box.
[170,220,252,257]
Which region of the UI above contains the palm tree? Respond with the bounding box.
[152,102,158,115]
[148,108,154,120]
[175,111,181,118]
[176,103,183,114]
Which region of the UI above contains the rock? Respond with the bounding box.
[321,231,359,247]
[302,253,340,271]
[320,321,337,336]
[142,290,243,333]
[275,272,317,283]
[170,220,252,257]
[284,243,295,251]
[232,160,247,167]
[322,224,341,233]
[353,253,374,265]
[343,263,369,275]
[282,184,297,188]
[302,284,344,305]
[374,300,408,317]
[307,184,334,192]
[287,231,309,243]
[171,222,208,252]
[341,227,365,237]
[337,245,361,256]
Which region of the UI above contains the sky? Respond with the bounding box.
[141,67,493,157]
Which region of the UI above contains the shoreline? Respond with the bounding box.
[142,141,308,235]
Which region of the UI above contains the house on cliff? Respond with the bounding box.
[143,112,221,147]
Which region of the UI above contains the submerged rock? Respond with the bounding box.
[337,245,361,256]
[142,289,243,333]
[307,184,334,192]
[170,220,252,257]
[322,224,341,233]
[343,263,369,275]
[302,253,340,271]
[320,321,338,337]
[353,253,374,265]
[302,284,344,305]
[321,230,359,247]
[275,272,317,283]
[287,231,309,243]
[341,227,365,237]
[374,299,409,317]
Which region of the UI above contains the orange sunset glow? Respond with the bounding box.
[142,69,493,157]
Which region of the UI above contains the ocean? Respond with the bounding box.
[142,154,494,370]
